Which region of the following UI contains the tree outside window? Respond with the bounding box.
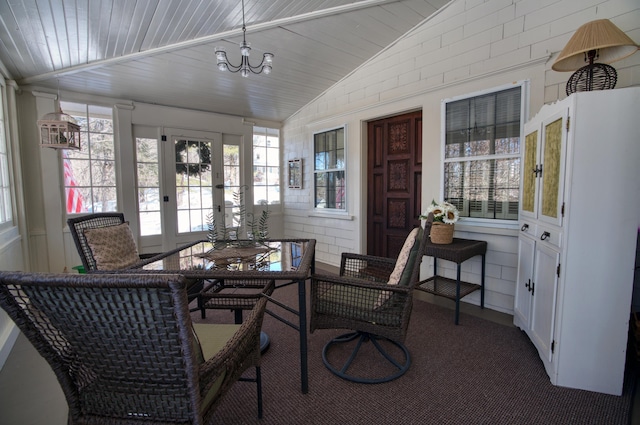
[314,127,345,210]
[61,102,116,215]
[443,85,524,221]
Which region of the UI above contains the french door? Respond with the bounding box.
[136,127,233,253]
[163,129,225,250]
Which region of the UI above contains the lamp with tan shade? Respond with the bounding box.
[552,19,638,95]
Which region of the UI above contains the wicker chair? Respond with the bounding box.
[0,271,274,424]
[67,213,204,303]
[67,213,151,272]
[310,222,429,383]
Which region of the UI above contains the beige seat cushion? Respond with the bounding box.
[83,223,140,270]
[192,323,242,411]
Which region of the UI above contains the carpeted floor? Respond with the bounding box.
[191,282,633,425]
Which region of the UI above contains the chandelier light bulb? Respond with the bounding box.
[240,42,251,57]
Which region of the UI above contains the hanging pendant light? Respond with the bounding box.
[214,0,274,77]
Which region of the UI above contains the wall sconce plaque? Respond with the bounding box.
[288,159,302,189]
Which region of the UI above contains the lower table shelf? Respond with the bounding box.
[416,237,487,325]
[417,275,481,301]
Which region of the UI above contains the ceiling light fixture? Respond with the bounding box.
[552,19,638,95]
[214,0,274,78]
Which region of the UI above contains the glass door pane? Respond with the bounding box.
[162,130,223,250]
[175,138,214,233]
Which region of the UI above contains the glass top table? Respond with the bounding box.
[129,239,316,394]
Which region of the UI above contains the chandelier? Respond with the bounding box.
[214,0,274,77]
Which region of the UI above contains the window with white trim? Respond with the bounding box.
[253,127,280,205]
[0,82,12,228]
[442,84,524,222]
[314,127,345,210]
[61,102,116,215]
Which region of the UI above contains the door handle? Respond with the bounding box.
[521,223,529,231]
[540,231,550,241]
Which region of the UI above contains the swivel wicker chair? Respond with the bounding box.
[310,222,428,383]
[0,271,274,424]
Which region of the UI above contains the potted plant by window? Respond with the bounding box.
[420,200,459,244]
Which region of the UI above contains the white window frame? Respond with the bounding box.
[440,81,528,228]
[252,126,281,206]
[313,126,346,212]
[0,80,13,232]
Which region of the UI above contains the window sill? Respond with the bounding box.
[308,210,354,221]
[453,222,519,237]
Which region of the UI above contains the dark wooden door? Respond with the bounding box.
[367,111,422,258]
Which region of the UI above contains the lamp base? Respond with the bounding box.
[566,62,617,95]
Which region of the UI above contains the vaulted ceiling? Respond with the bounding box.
[0,0,451,122]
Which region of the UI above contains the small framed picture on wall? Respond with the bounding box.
[288,159,302,189]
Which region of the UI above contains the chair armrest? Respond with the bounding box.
[340,253,396,282]
[312,273,410,294]
[198,282,273,391]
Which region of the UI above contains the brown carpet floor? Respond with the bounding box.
[191,282,633,425]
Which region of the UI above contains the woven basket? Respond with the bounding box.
[430,222,454,244]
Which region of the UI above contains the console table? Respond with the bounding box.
[416,237,487,325]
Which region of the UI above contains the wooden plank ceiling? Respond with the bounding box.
[0,0,450,122]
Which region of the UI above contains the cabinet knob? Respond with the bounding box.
[540,231,550,241]
[521,224,529,231]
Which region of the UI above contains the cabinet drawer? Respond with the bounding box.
[535,225,562,248]
[518,221,537,238]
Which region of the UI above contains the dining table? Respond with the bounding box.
[125,238,316,394]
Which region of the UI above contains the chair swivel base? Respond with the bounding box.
[322,331,410,384]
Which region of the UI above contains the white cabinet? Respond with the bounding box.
[514,87,640,395]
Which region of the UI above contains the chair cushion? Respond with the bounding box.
[374,226,421,309]
[192,323,241,411]
[83,223,140,270]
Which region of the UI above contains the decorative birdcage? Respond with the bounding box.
[37,108,81,150]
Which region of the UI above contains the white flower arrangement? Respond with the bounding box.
[420,200,460,224]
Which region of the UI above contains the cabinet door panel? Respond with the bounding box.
[530,243,560,363]
[538,112,567,227]
[514,235,535,330]
[520,129,538,221]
